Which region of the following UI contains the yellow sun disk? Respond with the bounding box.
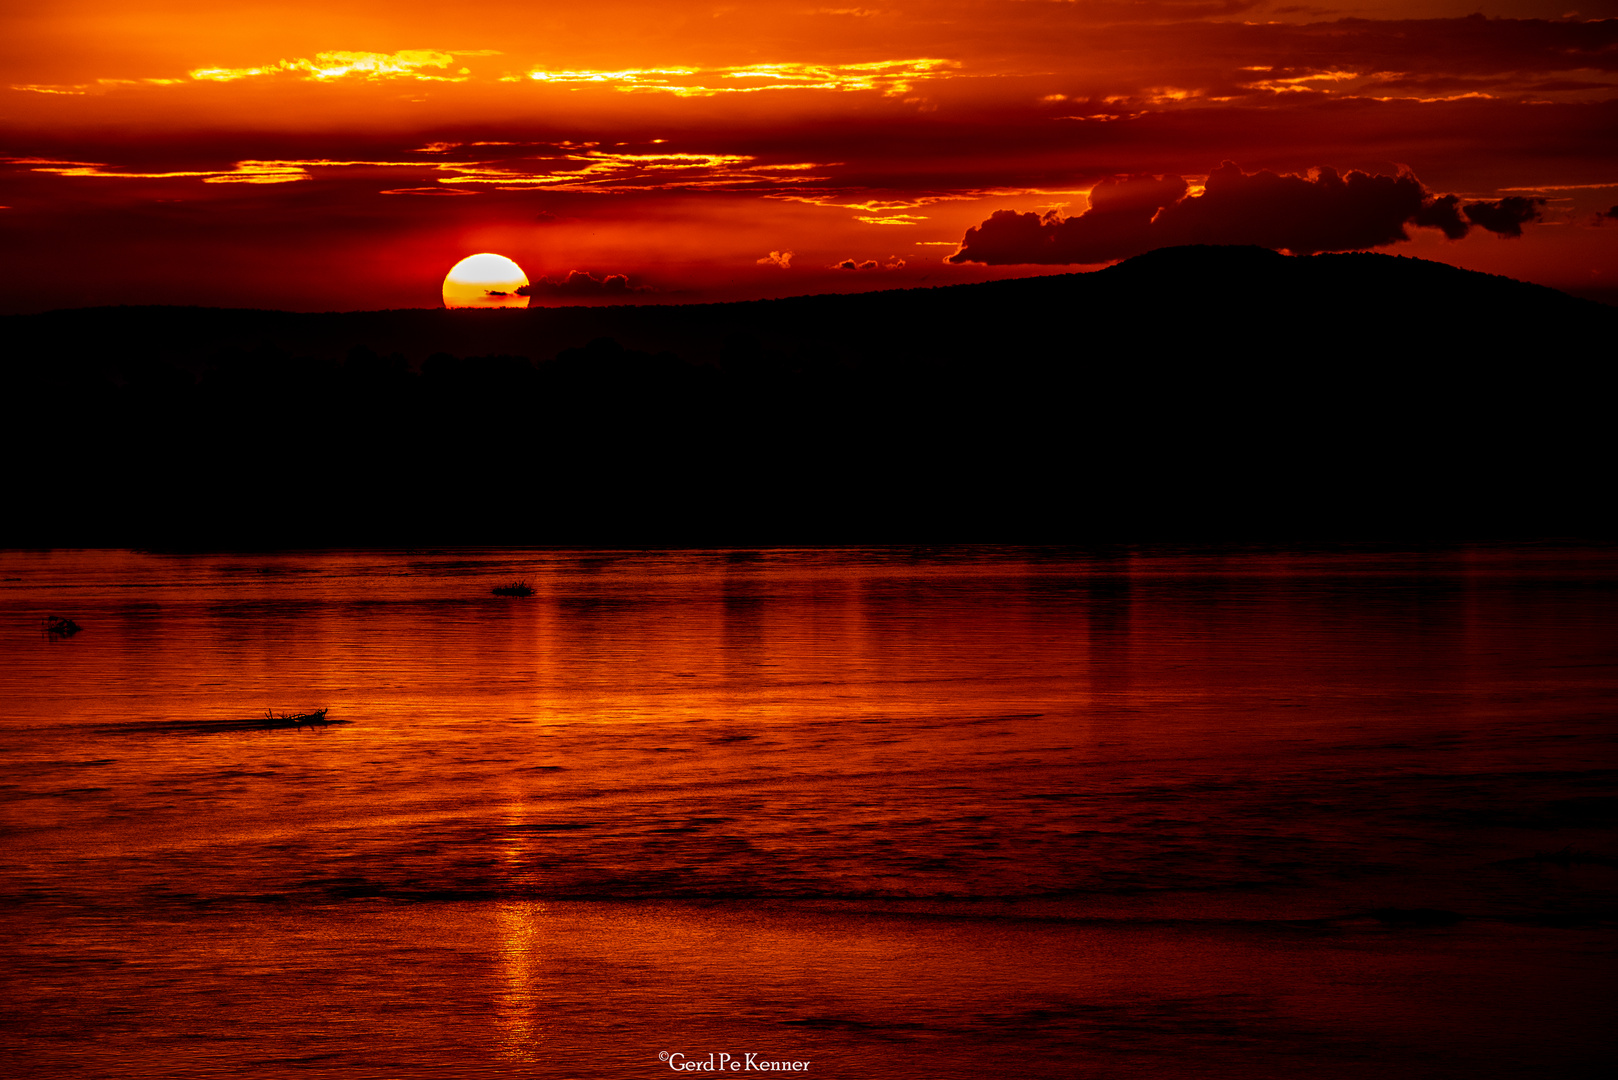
[443,253,530,309]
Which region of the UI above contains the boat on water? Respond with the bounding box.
[492,582,533,596]
[262,708,329,729]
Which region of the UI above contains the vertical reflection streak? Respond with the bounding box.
[495,900,545,1063]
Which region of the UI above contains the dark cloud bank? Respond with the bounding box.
[517,271,647,298]
[949,163,1545,265]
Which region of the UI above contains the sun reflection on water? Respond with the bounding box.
[495,900,546,1063]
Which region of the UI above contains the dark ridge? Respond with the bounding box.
[3,246,1614,547]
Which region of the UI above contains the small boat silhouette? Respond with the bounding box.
[263,708,329,729]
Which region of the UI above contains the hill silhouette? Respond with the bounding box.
[3,246,1612,546]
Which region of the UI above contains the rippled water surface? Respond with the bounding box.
[1,547,1615,1079]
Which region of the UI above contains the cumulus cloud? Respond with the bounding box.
[1462,196,1545,237]
[516,271,648,297]
[948,163,1546,265]
[1411,194,1470,240]
[757,250,794,268]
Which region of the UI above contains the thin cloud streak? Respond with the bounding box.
[189,49,502,84]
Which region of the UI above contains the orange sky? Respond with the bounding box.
[3,1,1616,311]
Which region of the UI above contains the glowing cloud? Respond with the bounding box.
[25,160,314,184]
[190,50,497,83]
[437,150,785,192]
[524,59,957,97]
[5,148,840,198]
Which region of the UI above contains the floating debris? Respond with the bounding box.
[492,581,534,597]
[43,616,82,637]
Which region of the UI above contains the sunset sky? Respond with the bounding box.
[3,1,1616,312]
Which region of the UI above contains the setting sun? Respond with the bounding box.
[442,253,529,309]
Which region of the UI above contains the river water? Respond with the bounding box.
[1,546,1614,1079]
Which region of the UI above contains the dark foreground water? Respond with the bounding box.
[1,547,1614,1079]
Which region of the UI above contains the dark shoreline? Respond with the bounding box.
[6,245,1614,547]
